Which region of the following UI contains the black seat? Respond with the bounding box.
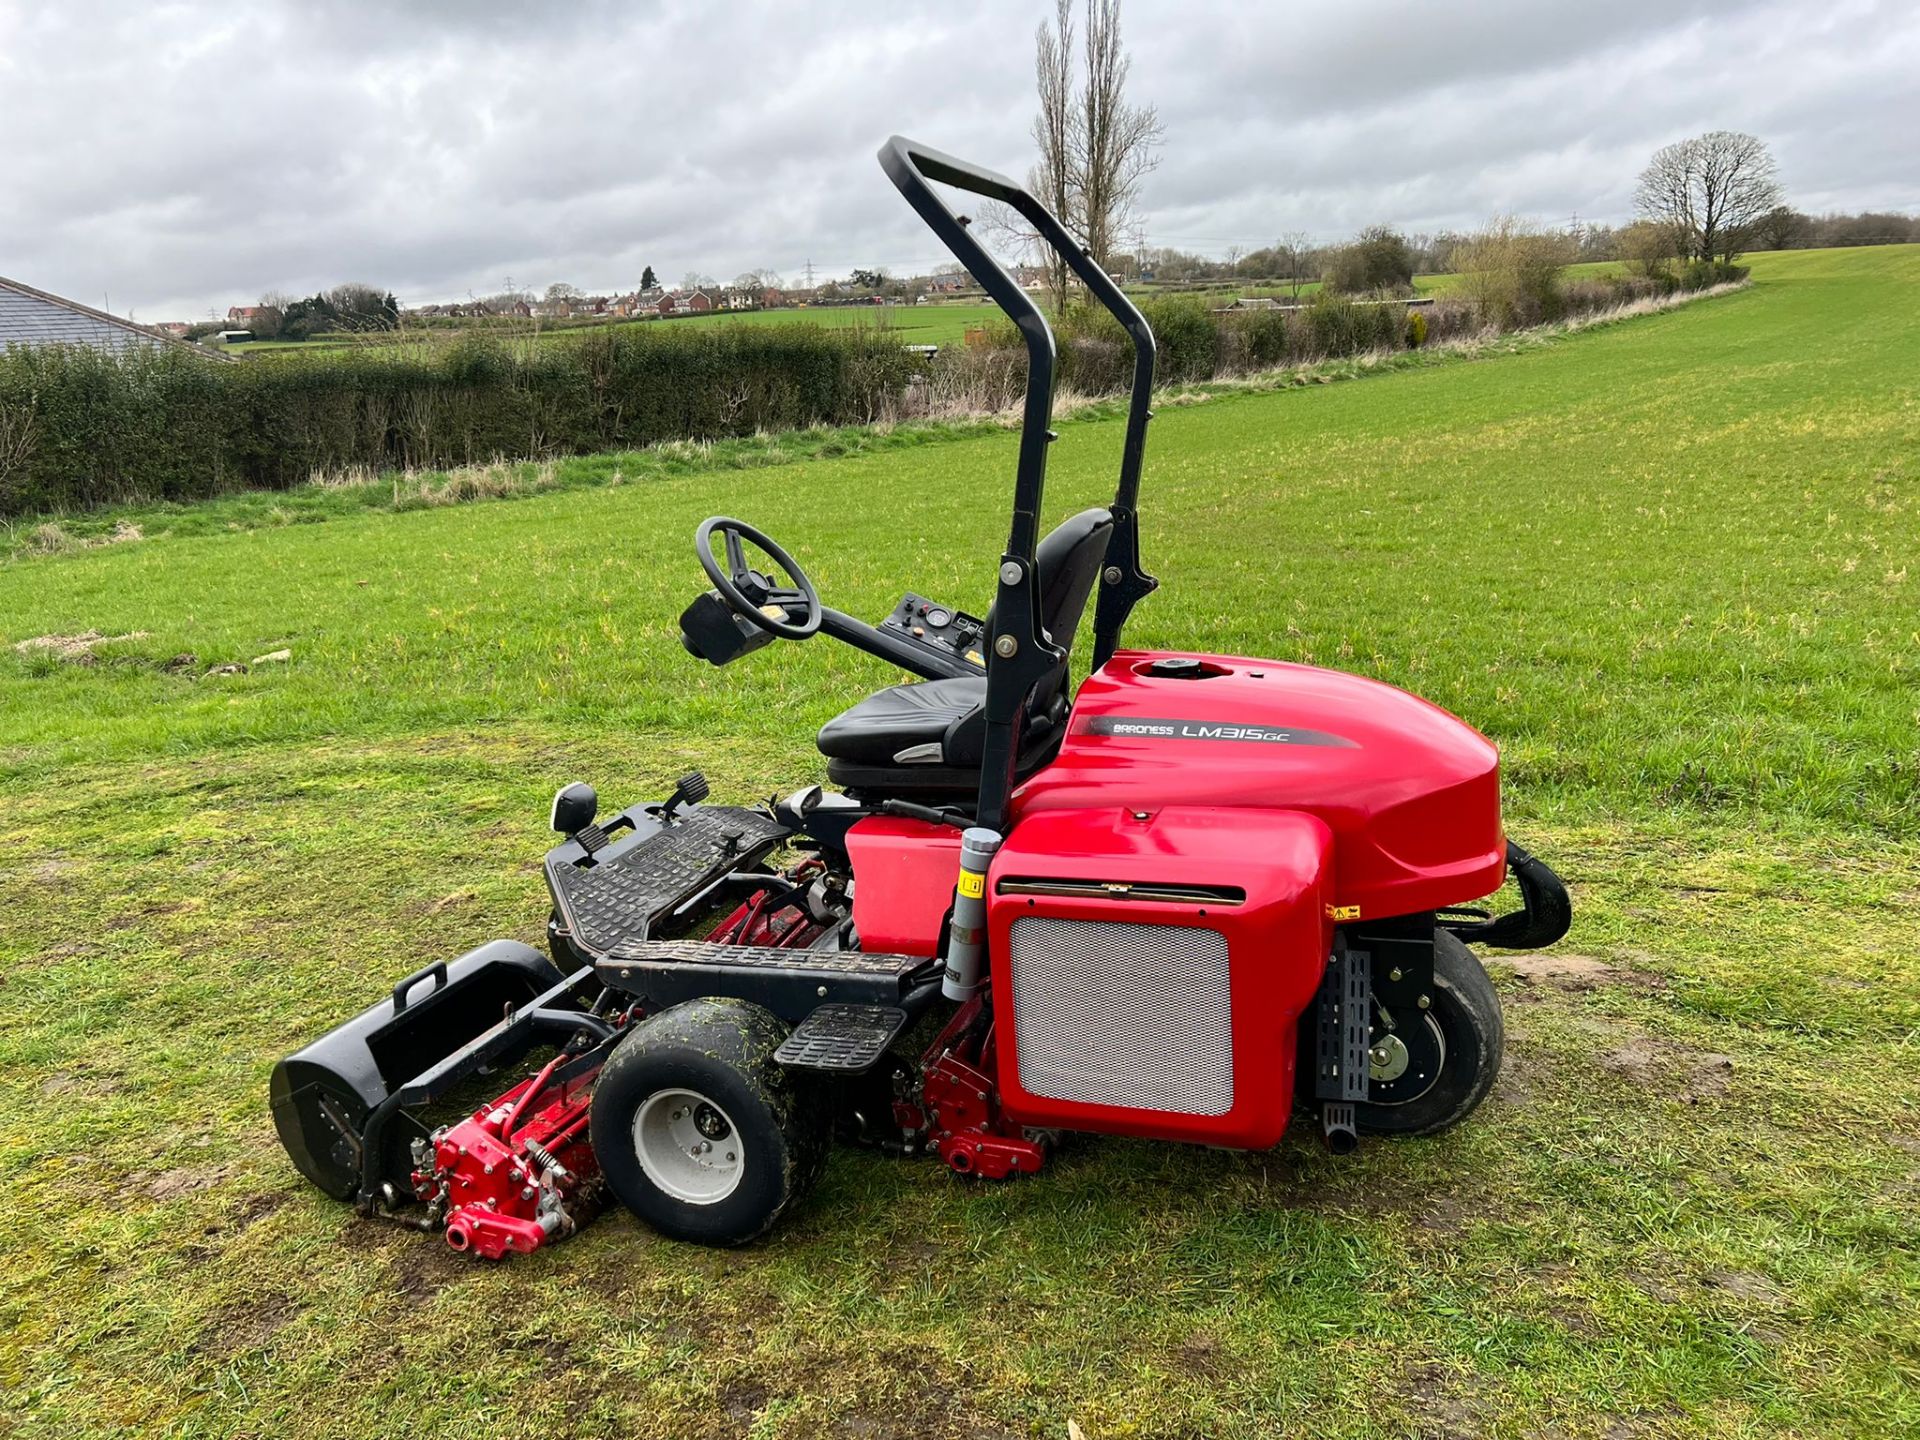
[817,508,1112,794]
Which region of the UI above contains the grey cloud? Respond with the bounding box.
[0,0,1912,320]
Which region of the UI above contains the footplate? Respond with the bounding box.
[546,803,789,954]
[595,941,933,1025]
[774,1004,910,1074]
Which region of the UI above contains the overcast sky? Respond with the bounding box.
[2,0,1914,321]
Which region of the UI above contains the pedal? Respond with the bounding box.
[774,1004,909,1074]
[664,772,710,816]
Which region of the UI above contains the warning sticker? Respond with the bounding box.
[957,871,986,899]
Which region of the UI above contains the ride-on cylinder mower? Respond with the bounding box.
[271,137,1572,1251]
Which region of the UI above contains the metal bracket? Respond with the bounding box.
[1316,941,1372,1103]
[1315,940,1371,1154]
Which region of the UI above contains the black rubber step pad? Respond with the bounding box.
[773,1004,910,1073]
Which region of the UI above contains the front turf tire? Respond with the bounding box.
[590,998,828,1246]
[1355,930,1503,1137]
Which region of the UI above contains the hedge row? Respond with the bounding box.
[0,266,1739,518]
[939,268,1731,412]
[0,327,918,515]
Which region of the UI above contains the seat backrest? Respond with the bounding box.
[986,506,1113,655]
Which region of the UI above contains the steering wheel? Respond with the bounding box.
[694,516,823,640]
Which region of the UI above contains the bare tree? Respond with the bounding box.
[1030,0,1076,311]
[1074,0,1161,276]
[544,282,582,303]
[1634,131,1783,265]
[252,290,292,340]
[1275,232,1312,298]
[1001,0,1160,314]
[1754,205,1808,252]
[1617,218,1683,277]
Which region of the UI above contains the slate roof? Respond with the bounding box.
[0,274,221,357]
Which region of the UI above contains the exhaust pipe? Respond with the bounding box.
[1320,1102,1359,1154]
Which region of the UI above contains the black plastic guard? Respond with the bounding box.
[269,940,564,1200]
[1443,841,1573,950]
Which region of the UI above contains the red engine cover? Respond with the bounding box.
[986,805,1333,1149]
[1013,652,1506,922]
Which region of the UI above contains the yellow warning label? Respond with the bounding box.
[1326,903,1362,921]
[957,871,986,899]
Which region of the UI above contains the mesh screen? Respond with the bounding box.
[1008,916,1234,1115]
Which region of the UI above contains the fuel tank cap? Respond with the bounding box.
[1146,656,1204,679]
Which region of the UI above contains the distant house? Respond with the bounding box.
[681,290,715,313]
[156,322,193,339]
[760,286,785,309]
[721,289,757,311]
[0,274,222,357]
[652,293,678,316]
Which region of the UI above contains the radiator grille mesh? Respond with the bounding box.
[1008,916,1234,1115]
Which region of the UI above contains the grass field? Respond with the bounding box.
[1,245,1915,1439]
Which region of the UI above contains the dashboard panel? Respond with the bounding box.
[879,592,988,671]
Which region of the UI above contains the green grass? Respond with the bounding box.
[1,245,1916,1439]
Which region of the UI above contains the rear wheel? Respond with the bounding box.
[1355,931,1502,1136]
[590,998,828,1245]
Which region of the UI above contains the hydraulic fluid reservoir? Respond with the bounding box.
[943,827,1001,1000]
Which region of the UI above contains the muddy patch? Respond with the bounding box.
[197,1291,298,1360]
[388,1239,476,1303]
[40,1068,124,1098]
[148,1163,234,1200]
[718,1378,771,1425]
[226,1189,292,1232]
[13,629,151,662]
[1493,954,1626,993]
[1701,1268,1785,1306]
[1170,1327,1228,1381]
[1391,1358,1488,1440]
[1597,1037,1735,1104]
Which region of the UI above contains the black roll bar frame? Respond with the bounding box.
[877,135,1158,830]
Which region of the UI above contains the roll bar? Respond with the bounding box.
[878,136,1159,829]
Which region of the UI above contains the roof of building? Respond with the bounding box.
[0,274,221,357]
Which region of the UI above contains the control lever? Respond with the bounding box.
[662,772,710,819]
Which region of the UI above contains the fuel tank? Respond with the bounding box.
[1012,651,1506,921]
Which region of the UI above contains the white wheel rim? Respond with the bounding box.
[633,1088,744,1204]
